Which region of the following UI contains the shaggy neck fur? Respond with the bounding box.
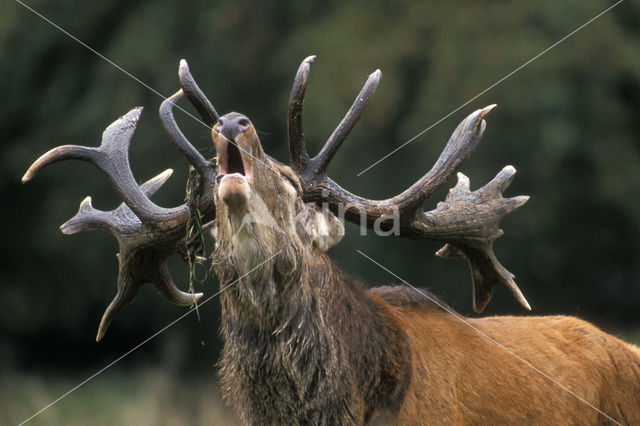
[214,250,411,425]
[211,164,412,424]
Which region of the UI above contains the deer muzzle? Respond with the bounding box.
[212,112,256,209]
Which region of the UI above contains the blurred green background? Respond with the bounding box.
[2,0,639,424]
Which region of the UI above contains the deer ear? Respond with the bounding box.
[298,204,344,252]
[313,208,344,251]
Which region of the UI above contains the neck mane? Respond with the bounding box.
[215,247,412,424]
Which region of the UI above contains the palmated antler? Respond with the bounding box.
[22,61,219,340]
[287,57,530,313]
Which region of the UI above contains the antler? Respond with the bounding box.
[22,56,529,340]
[22,61,218,341]
[287,57,530,313]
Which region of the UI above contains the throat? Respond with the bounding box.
[214,231,303,318]
[218,256,412,424]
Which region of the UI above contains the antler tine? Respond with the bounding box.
[302,106,493,220]
[178,59,219,127]
[22,144,97,184]
[160,90,214,179]
[60,169,174,235]
[96,242,203,342]
[288,55,316,170]
[312,69,381,175]
[398,105,496,213]
[22,108,189,227]
[159,88,217,232]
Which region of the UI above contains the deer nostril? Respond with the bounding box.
[217,114,251,141]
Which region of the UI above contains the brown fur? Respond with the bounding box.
[375,287,640,425]
[210,115,640,425]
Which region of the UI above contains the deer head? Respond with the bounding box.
[210,111,345,319]
[22,56,530,341]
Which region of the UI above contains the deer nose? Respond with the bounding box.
[217,114,251,142]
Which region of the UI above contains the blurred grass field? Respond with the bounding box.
[2,369,236,426]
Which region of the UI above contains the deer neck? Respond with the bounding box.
[217,250,412,424]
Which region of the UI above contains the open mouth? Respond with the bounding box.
[216,139,252,208]
[217,141,251,183]
[227,142,245,175]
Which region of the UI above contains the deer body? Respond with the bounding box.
[22,57,640,425]
[214,237,640,425]
[387,295,640,424]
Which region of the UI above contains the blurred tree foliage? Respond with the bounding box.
[1,0,639,372]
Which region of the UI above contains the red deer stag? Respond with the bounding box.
[23,56,640,425]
